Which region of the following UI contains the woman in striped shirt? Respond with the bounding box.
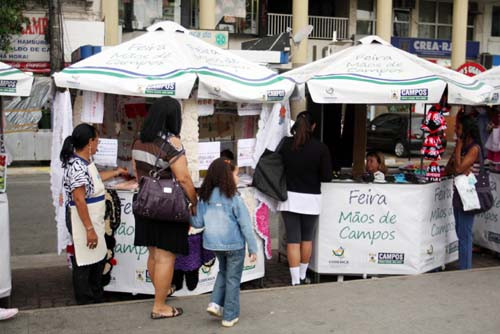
[451,114,482,270]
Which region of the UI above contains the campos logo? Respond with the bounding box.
[332,247,345,257]
[0,80,17,93]
[400,88,429,101]
[377,252,405,264]
[145,82,176,95]
[266,89,285,101]
[487,231,500,244]
[446,241,458,254]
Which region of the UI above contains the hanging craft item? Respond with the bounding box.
[420,105,448,163]
[426,161,441,182]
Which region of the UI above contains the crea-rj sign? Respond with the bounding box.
[391,37,480,59]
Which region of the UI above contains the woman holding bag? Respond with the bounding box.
[61,123,128,304]
[450,114,482,270]
[132,97,197,319]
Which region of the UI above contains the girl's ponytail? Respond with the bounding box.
[60,135,75,167]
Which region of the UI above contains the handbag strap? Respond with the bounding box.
[478,144,486,173]
[150,135,185,178]
[274,136,288,153]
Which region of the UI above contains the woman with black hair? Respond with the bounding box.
[131,96,197,319]
[60,123,127,304]
[278,111,332,285]
[450,113,482,270]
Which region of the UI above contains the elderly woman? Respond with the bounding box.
[61,123,127,304]
[132,97,198,319]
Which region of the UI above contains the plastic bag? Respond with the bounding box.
[454,174,481,211]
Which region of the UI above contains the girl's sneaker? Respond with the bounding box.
[222,318,239,327]
[206,303,223,317]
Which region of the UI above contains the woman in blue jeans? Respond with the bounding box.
[450,113,482,270]
[191,158,258,328]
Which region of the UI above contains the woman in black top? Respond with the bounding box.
[278,111,332,285]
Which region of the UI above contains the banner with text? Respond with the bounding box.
[105,191,265,296]
[474,173,500,253]
[309,181,457,275]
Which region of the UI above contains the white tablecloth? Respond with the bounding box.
[0,193,11,298]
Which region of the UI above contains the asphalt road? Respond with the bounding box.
[7,174,56,256]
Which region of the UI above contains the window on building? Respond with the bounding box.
[418,0,476,40]
[492,6,500,37]
[357,0,376,35]
[393,9,410,37]
[119,0,181,32]
[189,0,259,35]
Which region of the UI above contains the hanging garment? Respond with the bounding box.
[70,162,108,266]
[421,135,444,160]
[172,233,215,291]
[426,162,441,182]
[421,107,447,134]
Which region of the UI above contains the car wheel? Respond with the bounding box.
[394,141,408,158]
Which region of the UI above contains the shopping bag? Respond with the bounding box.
[485,128,500,152]
[454,174,481,211]
[252,138,287,201]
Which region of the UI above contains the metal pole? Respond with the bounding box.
[420,104,428,173]
[408,104,412,162]
[49,0,63,74]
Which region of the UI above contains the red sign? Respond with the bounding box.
[456,62,486,77]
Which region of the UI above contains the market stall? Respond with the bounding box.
[0,62,34,299]
[465,67,500,252]
[475,66,500,105]
[52,21,294,295]
[474,172,500,253]
[275,36,494,277]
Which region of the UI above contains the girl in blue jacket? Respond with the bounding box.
[191,158,258,328]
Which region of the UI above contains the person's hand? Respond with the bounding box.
[116,167,129,177]
[249,253,257,262]
[86,228,98,249]
[189,204,197,216]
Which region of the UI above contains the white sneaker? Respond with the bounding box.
[206,303,223,317]
[221,317,239,327]
[0,308,19,321]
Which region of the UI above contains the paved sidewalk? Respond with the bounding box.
[7,249,500,310]
[2,266,500,334]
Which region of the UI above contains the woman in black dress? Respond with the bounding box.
[132,97,197,319]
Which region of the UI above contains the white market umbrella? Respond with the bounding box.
[0,62,33,97]
[54,21,294,103]
[475,66,500,105]
[283,36,492,105]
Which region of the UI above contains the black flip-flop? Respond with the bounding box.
[167,285,176,297]
[150,307,183,319]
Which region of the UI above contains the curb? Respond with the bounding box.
[7,167,51,176]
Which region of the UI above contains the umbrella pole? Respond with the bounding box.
[420,104,428,174]
[408,104,412,162]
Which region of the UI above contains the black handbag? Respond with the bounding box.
[132,139,190,222]
[453,148,494,214]
[252,137,288,201]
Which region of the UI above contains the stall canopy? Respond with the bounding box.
[283,36,492,105]
[0,62,34,97]
[475,66,500,105]
[53,21,294,103]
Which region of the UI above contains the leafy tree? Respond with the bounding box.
[0,0,29,53]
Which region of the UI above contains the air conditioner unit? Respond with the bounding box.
[480,53,493,69]
[394,0,416,9]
